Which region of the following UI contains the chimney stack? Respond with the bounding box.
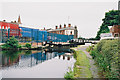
[11,21,13,23]
[3,20,6,22]
[74,26,77,29]
[55,26,58,29]
[64,24,66,28]
[68,23,71,27]
[14,21,16,23]
[59,24,62,29]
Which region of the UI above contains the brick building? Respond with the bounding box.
[47,24,78,38]
[0,15,22,29]
[110,25,120,37]
[0,16,22,42]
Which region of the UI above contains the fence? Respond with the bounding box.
[47,33,73,42]
[0,28,74,43]
[0,29,9,43]
[19,27,47,43]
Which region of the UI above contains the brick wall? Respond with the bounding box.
[19,42,42,47]
[110,25,120,37]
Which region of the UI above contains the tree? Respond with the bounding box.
[96,24,110,39]
[96,10,120,40]
[102,10,120,26]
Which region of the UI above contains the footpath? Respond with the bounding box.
[72,45,99,78]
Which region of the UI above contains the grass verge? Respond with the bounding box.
[73,50,92,78]
[64,48,92,79]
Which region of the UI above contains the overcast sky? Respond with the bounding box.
[0,0,118,38]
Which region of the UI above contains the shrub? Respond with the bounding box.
[96,40,106,52]
[90,49,97,59]
[64,67,74,80]
[25,43,31,48]
[18,45,22,48]
[72,49,77,59]
[86,45,94,52]
[1,36,19,49]
[90,39,120,79]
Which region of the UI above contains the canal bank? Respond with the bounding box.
[67,44,99,78]
[76,45,100,78]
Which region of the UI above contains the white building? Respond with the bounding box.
[100,33,114,40]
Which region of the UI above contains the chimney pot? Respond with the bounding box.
[68,23,71,27]
[11,21,13,23]
[74,26,77,29]
[64,24,66,28]
[60,24,62,29]
[14,21,16,23]
[44,27,45,30]
[3,20,6,22]
[55,26,58,29]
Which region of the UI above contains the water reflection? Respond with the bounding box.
[1,50,21,67]
[0,50,73,69]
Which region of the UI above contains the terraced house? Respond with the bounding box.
[47,24,78,39]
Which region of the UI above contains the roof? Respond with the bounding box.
[19,26,47,32]
[0,21,19,25]
[48,26,75,32]
[19,24,39,30]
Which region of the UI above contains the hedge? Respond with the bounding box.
[90,39,120,79]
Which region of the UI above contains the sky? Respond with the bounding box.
[0,0,118,38]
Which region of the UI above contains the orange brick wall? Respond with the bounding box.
[49,30,65,35]
[19,42,42,47]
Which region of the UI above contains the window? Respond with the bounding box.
[70,31,72,35]
[114,33,119,37]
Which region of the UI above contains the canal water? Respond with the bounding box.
[0,50,75,78]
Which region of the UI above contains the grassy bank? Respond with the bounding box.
[86,39,120,79]
[74,50,92,78]
[64,48,92,79]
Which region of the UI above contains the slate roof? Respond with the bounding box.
[48,26,75,32]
